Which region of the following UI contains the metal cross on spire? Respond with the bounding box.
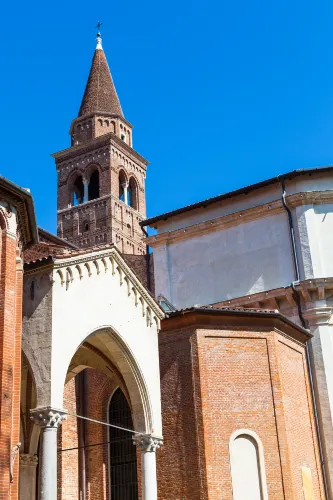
[95,21,103,50]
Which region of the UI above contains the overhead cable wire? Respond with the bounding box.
[66,412,139,435]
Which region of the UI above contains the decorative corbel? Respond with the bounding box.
[10,442,21,483]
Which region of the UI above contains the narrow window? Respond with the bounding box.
[119,171,127,203]
[88,170,100,201]
[73,176,84,206]
[128,178,138,210]
[109,389,138,500]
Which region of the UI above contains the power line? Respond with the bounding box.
[66,412,139,435]
[58,440,110,453]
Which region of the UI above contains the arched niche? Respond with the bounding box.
[229,429,268,500]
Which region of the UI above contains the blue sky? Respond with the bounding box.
[1,0,333,233]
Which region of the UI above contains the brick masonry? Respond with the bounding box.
[157,310,325,499]
[0,230,25,500]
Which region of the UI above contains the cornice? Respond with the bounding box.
[57,194,110,214]
[217,277,333,325]
[146,191,333,246]
[287,190,333,208]
[146,199,284,246]
[52,132,148,167]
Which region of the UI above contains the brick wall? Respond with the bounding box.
[58,369,142,500]
[158,311,324,499]
[58,377,79,500]
[0,230,23,500]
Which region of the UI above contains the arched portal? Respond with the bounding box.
[26,247,163,500]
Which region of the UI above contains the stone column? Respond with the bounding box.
[83,178,89,203]
[133,434,163,500]
[30,407,67,500]
[122,181,129,205]
[19,454,38,500]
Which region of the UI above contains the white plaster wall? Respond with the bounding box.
[154,213,294,308]
[314,323,333,422]
[154,173,333,235]
[311,203,333,277]
[50,254,162,436]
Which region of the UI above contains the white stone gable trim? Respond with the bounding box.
[53,247,164,320]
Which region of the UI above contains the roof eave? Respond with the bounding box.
[141,166,333,227]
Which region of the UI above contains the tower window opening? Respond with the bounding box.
[83,221,89,232]
[108,388,138,500]
[128,177,138,210]
[121,133,126,141]
[73,176,84,206]
[119,171,128,203]
[88,169,100,201]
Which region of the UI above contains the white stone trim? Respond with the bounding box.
[53,247,164,320]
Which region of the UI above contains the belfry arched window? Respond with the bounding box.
[119,171,128,203]
[73,176,84,206]
[128,177,138,210]
[88,169,100,201]
[108,388,138,499]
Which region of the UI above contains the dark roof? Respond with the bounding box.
[38,227,78,249]
[0,175,38,247]
[142,166,333,227]
[79,47,123,117]
[165,305,312,338]
[24,227,77,265]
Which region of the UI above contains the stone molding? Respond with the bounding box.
[51,246,164,320]
[302,305,333,327]
[133,434,163,453]
[19,453,38,466]
[146,191,333,246]
[30,407,68,428]
[53,133,148,167]
[217,278,333,326]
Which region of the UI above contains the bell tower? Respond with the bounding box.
[52,29,148,255]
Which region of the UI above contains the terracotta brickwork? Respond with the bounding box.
[58,377,79,500]
[54,39,148,255]
[0,179,37,500]
[158,310,324,499]
[122,253,155,294]
[58,369,142,500]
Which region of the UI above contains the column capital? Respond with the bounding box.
[303,305,333,326]
[30,407,68,428]
[19,453,38,467]
[133,434,163,453]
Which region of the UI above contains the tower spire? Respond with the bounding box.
[78,24,123,117]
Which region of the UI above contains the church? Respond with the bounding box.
[0,28,332,500]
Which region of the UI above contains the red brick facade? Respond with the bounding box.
[158,309,325,499]
[54,41,148,255]
[59,369,142,500]
[0,179,37,500]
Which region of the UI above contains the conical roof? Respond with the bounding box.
[78,35,123,117]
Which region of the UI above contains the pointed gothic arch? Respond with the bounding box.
[128,176,138,210]
[108,388,139,499]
